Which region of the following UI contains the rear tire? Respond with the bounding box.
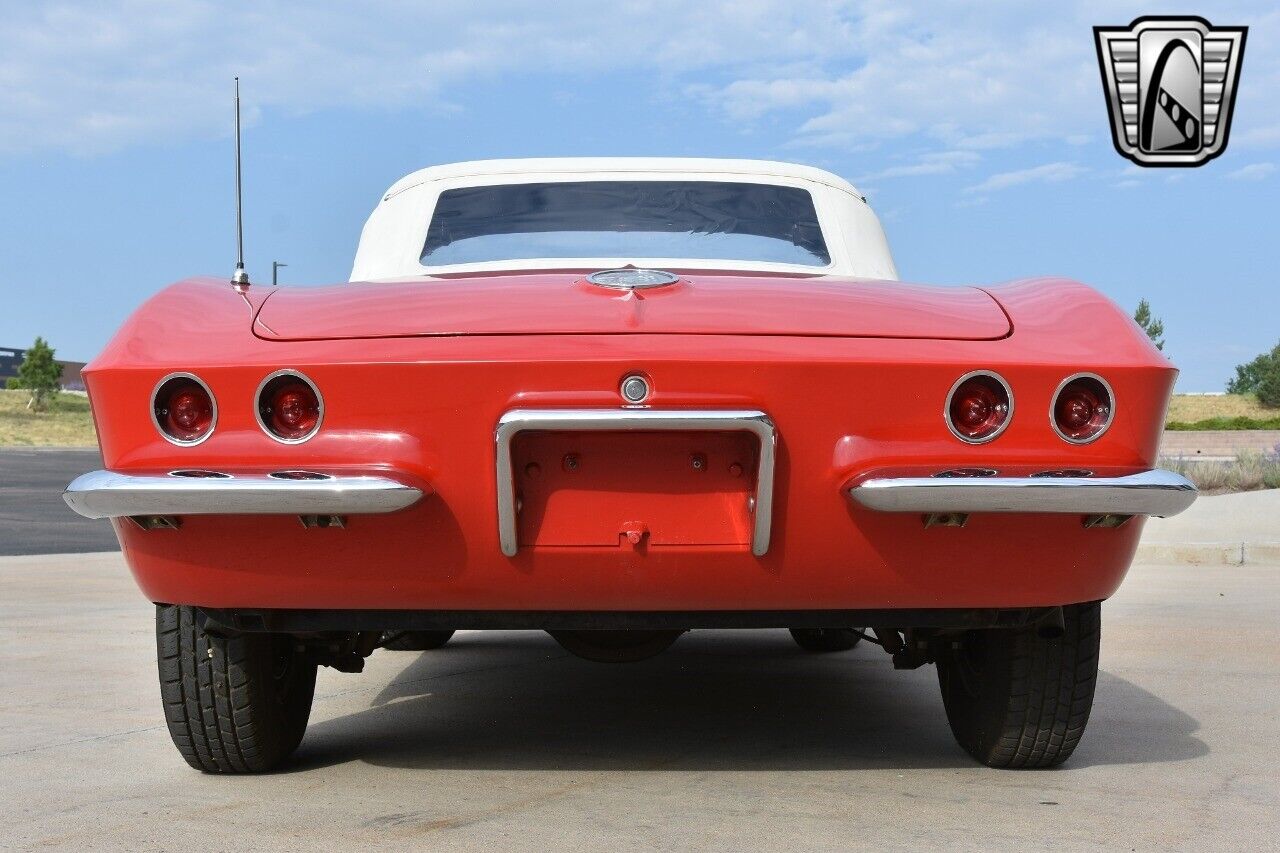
[157,604,316,773]
[789,627,863,653]
[381,630,455,651]
[937,601,1100,768]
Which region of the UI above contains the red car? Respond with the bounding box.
[66,158,1195,773]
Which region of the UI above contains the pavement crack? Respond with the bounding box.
[0,724,166,760]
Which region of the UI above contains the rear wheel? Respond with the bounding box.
[157,604,316,773]
[549,629,683,662]
[937,601,1100,768]
[789,627,863,653]
[381,630,455,651]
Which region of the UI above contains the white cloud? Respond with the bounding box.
[1226,163,1276,181]
[697,3,1280,159]
[854,149,979,182]
[698,5,1103,150]
[0,0,859,155]
[1,1,1276,158]
[965,161,1086,193]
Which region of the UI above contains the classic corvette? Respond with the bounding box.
[65,157,1196,773]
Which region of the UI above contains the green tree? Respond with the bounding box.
[1227,342,1280,407]
[1133,299,1165,351]
[5,337,61,411]
[1260,371,1280,409]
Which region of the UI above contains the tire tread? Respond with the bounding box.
[940,601,1100,768]
[156,604,316,773]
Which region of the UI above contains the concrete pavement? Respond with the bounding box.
[2,551,1278,850]
[1138,489,1280,565]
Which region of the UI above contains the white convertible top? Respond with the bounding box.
[352,157,897,281]
[380,158,866,201]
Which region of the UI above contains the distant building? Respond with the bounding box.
[0,345,87,392]
[0,347,21,381]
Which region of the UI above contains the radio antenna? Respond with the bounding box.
[231,77,250,289]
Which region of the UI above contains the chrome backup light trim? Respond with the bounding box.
[848,469,1196,518]
[495,408,776,557]
[268,470,334,481]
[1051,372,1115,445]
[944,370,1014,445]
[63,470,423,520]
[619,373,652,405]
[255,369,325,445]
[151,372,218,447]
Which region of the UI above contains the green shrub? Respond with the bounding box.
[1259,368,1280,409]
[1227,342,1280,408]
[1163,450,1280,493]
[1264,466,1280,490]
[1165,415,1280,430]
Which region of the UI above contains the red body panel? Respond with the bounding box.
[254,271,1011,341]
[86,274,1174,612]
[512,430,757,547]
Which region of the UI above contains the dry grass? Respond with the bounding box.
[0,389,98,447]
[1167,393,1275,422]
[1163,451,1280,495]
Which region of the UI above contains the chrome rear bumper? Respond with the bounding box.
[848,469,1197,517]
[63,470,424,520]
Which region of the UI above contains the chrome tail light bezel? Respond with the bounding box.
[150,372,218,447]
[1050,373,1116,445]
[944,369,1015,445]
[255,369,325,445]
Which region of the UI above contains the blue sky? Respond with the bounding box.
[1,1,1276,390]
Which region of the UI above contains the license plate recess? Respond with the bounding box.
[512,430,758,547]
[494,409,776,557]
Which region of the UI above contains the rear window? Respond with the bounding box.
[420,180,830,267]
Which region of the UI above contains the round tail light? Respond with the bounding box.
[256,371,323,443]
[1052,374,1113,443]
[946,371,1013,443]
[152,374,216,445]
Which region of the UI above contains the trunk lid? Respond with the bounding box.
[254,271,1010,341]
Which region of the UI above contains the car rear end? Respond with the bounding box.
[65,158,1196,773]
[70,274,1189,618]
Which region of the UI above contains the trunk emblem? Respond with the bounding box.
[586,269,680,290]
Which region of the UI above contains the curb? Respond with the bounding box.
[1135,542,1280,566]
[0,551,121,565]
